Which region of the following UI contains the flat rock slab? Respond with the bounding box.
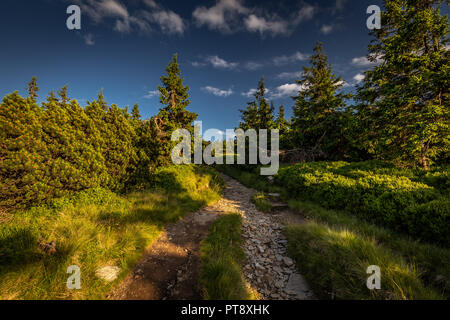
[285,273,315,299]
[96,266,121,282]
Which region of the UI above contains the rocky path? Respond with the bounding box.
[219,175,315,300]
[109,173,314,300]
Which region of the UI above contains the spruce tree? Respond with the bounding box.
[239,77,274,131]
[292,42,351,159]
[131,103,141,121]
[356,0,449,168]
[156,54,198,164]
[157,54,197,131]
[27,76,39,102]
[275,105,289,134]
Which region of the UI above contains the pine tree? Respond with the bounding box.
[275,105,289,134]
[257,77,275,130]
[239,77,274,131]
[157,54,197,131]
[58,85,69,106]
[0,91,48,208]
[27,76,39,102]
[155,54,198,164]
[131,103,141,121]
[356,0,449,168]
[292,42,351,159]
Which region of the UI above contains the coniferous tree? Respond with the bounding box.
[155,54,198,164]
[292,42,351,159]
[275,105,291,149]
[256,77,275,130]
[28,76,39,102]
[131,103,141,121]
[239,77,275,131]
[356,0,449,168]
[275,105,289,135]
[157,54,197,131]
[0,90,48,208]
[58,85,69,106]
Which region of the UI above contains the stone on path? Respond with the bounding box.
[96,266,121,282]
[284,273,314,299]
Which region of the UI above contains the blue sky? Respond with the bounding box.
[0,0,390,135]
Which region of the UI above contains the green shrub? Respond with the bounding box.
[403,199,450,244]
[276,161,448,244]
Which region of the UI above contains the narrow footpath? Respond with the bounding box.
[109,173,314,300]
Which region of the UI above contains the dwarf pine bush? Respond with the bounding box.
[276,161,449,244]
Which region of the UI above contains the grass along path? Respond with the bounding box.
[0,166,222,300]
[215,165,449,299]
[210,174,315,300]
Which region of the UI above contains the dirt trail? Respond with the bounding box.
[109,173,314,300]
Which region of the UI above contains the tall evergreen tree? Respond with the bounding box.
[275,105,289,134]
[292,42,351,159]
[157,54,197,131]
[356,0,449,168]
[27,76,39,102]
[239,77,274,131]
[155,54,197,164]
[131,103,141,121]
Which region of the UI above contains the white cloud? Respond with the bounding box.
[202,86,234,97]
[208,56,238,69]
[192,56,238,70]
[241,88,270,98]
[293,4,316,25]
[192,1,316,36]
[276,71,304,80]
[141,2,185,35]
[245,61,264,71]
[72,0,185,35]
[192,0,249,33]
[351,56,382,67]
[269,83,306,99]
[83,33,95,45]
[244,14,288,36]
[144,90,159,99]
[273,52,309,66]
[203,129,226,141]
[353,73,365,83]
[320,24,334,35]
[333,0,349,13]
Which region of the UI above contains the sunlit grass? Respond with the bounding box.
[251,193,272,213]
[285,222,444,300]
[288,199,450,298]
[0,165,223,300]
[199,213,257,300]
[218,164,450,300]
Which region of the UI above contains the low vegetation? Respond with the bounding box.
[286,200,449,299]
[0,165,223,300]
[220,162,450,300]
[199,213,256,300]
[276,161,449,245]
[251,193,272,213]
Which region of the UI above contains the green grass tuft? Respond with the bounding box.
[0,165,223,300]
[251,193,272,213]
[285,222,444,300]
[199,213,255,300]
